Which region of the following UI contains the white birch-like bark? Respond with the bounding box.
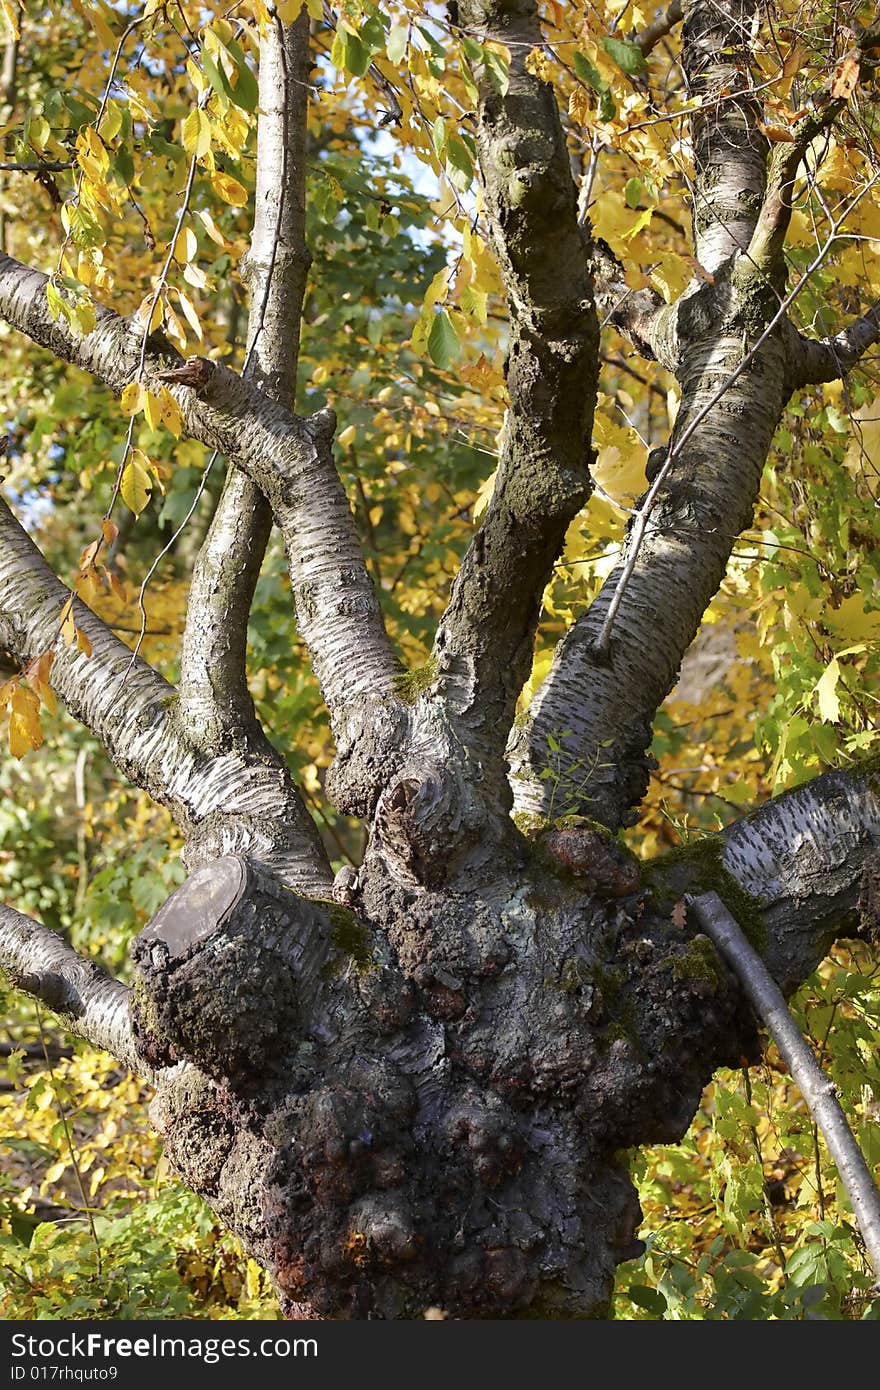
[0,903,143,1074]
[178,14,311,747]
[0,499,332,895]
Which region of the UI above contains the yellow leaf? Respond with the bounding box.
[174,288,203,341]
[826,594,880,644]
[245,1258,263,1299]
[830,52,860,101]
[197,208,231,248]
[121,456,153,516]
[134,293,164,333]
[182,108,212,158]
[158,387,184,438]
[276,0,304,20]
[59,595,76,646]
[173,225,198,263]
[76,626,92,656]
[211,171,248,206]
[182,261,210,291]
[1,0,20,40]
[337,424,356,449]
[144,390,162,431]
[9,685,41,757]
[120,381,146,417]
[815,658,841,723]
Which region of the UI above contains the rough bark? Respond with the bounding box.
[680,0,767,275]
[429,0,598,781]
[509,261,790,828]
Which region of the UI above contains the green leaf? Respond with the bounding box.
[427,308,459,369]
[224,37,260,112]
[625,177,643,209]
[445,134,473,190]
[603,36,648,76]
[626,1285,668,1316]
[386,24,407,65]
[484,48,510,96]
[573,51,605,91]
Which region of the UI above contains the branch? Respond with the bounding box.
[789,300,880,389]
[747,25,879,273]
[0,902,142,1074]
[688,890,880,1283]
[430,0,598,776]
[0,498,332,895]
[635,0,683,56]
[0,160,73,172]
[719,761,880,993]
[588,237,679,369]
[681,0,768,275]
[178,14,312,751]
[509,309,790,827]
[0,250,398,775]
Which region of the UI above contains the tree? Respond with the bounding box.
[1,0,879,1320]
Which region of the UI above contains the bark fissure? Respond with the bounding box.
[429,0,598,784]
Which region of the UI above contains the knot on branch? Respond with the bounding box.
[131,855,327,1084]
[154,357,214,394]
[539,824,642,900]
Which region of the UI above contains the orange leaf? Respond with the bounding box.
[101,516,119,546]
[76,626,93,657]
[781,43,808,79]
[831,52,860,101]
[757,120,796,142]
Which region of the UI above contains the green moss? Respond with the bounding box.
[326,902,373,973]
[393,655,439,705]
[671,936,724,991]
[644,834,768,951]
[513,810,545,837]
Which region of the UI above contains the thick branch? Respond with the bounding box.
[681,0,768,274]
[431,0,598,776]
[510,291,789,828]
[178,14,312,750]
[588,237,679,369]
[720,762,880,993]
[0,902,142,1073]
[0,498,332,894]
[789,301,880,390]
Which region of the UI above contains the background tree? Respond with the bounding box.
[1,0,879,1320]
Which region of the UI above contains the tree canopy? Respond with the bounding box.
[1,0,879,1321]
